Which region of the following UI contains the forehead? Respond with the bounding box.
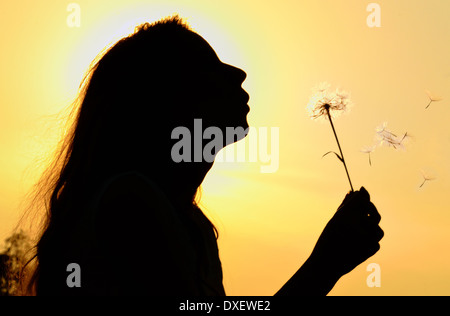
[181,32,221,64]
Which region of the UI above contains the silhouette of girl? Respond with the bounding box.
[26,15,383,296]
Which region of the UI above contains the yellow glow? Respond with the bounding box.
[2,0,450,296]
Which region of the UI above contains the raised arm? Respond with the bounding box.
[276,187,384,296]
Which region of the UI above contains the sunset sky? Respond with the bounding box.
[1,0,450,295]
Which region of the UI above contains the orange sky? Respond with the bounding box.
[1,0,450,295]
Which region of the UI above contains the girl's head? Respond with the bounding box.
[73,15,249,178]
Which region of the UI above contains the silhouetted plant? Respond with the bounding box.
[307,82,354,191]
[0,231,31,296]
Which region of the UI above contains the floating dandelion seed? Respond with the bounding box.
[307,82,354,191]
[399,131,413,145]
[375,122,407,150]
[425,90,443,109]
[419,169,436,188]
[382,134,405,150]
[360,145,376,166]
[375,122,396,136]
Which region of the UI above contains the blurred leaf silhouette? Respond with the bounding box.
[0,231,31,296]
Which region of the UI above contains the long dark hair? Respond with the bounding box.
[24,15,219,295]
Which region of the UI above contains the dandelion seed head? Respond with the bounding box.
[306,82,352,121]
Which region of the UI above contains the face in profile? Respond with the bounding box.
[84,23,251,168]
[180,32,250,133]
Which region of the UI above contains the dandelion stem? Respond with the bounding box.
[326,108,354,192]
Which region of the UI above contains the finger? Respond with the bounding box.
[349,192,379,222]
[349,189,371,208]
[337,190,358,211]
[336,189,378,221]
[338,200,364,221]
[357,222,384,243]
[356,200,381,224]
[365,242,381,258]
[364,225,384,242]
[359,186,370,200]
[366,202,381,225]
[374,226,384,242]
[357,235,381,260]
[339,187,370,207]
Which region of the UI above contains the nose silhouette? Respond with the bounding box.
[223,63,247,84]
